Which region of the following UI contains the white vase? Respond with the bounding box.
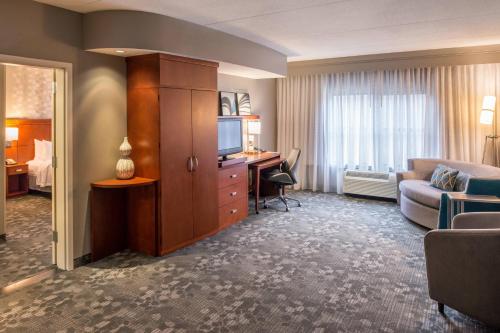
[116,137,135,179]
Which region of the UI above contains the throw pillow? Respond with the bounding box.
[430,164,459,191]
[454,171,470,192]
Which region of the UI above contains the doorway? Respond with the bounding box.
[0,55,72,287]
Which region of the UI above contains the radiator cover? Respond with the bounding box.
[343,170,397,199]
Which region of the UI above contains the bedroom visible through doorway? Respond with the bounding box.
[0,64,55,287]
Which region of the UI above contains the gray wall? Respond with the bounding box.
[218,74,277,151]
[0,0,127,259]
[84,10,287,77]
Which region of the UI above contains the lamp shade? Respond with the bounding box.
[6,127,19,141]
[247,121,261,135]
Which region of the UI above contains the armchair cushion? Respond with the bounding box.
[452,212,500,229]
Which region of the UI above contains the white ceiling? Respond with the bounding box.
[36,0,500,62]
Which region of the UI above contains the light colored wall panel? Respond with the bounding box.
[218,73,277,151]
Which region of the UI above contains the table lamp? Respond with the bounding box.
[5,127,19,148]
[246,120,261,153]
[480,96,498,165]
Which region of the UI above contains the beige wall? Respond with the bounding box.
[288,45,500,75]
[218,74,277,151]
[0,0,126,258]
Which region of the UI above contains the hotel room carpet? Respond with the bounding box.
[0,194,52,287]
[0,192,496,332]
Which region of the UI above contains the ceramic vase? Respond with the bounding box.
[116,137,135,179]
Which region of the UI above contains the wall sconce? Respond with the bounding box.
[480,96,498,165]
[5,127,19,148]
[246,120,261,153]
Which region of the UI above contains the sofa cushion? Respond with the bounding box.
[454,171,470,192]
[399,180,443,209]
[430,164,459,191]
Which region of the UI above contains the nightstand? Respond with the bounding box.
[5,163,29,198]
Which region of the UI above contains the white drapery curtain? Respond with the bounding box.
[277,64,500,193]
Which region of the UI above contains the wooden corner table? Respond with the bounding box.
[446,192,500,228]
[90,177,158,261]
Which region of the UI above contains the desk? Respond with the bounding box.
[446,192,500,228]
[91,177,158,261]
[232,152,283,214]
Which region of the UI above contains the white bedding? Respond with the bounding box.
[27,159,52,188]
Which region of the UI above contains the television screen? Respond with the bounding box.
[218,118,243,157]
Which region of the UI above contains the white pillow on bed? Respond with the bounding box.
[34,139,46,161]
[43,140,52,160]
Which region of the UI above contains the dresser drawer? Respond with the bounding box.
[218,164,247,188]
[218,181,247,207]
[6,164,28,176]
[218,198,248,229]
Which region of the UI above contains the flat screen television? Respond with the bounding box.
[218,117,243,158]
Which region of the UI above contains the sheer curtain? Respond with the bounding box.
[278,64,500,193]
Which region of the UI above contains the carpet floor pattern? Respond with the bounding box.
[0,194,52,287]
[0,192,496,332]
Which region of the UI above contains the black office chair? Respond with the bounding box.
[262,148,301,212]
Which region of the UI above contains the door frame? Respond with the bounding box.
[0,54,74,271]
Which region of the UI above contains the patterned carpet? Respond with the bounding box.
[0,194,52,286]
[0,192,496,332]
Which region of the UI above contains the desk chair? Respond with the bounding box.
[262,148,301,212]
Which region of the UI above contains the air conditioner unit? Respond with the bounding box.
[343,170,397,200]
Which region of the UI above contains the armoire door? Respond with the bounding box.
[159,88,194,252]
[191,90,219,237]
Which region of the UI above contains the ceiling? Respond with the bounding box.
[36,0,500,62]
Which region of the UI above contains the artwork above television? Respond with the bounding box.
[219,91,252,116]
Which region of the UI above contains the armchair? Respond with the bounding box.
[424,212,500,328]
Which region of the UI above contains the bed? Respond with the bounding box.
[27,139,52,193]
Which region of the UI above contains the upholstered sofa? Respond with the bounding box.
[396,158,500,229]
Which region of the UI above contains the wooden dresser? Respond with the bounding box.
[218,162,248,229]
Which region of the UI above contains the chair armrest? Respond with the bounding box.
[424,229,500,327]
[452,212,500,229]
[396,171,420,204]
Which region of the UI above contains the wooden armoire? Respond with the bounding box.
[127,53,219,255]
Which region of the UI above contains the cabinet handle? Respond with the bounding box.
[187,157,193,172]
[193,156,199,171]
[230,174,238,179]
[230,192,237,196]
[16,169,23,172]
[230,209,238,214]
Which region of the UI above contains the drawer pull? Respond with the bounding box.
[16,169,23,172]
[230,174,238,179]
[230,209,238,214]
[230,191,237,197]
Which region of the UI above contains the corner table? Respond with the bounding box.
[446,192,500,228]
[91,177,158,261]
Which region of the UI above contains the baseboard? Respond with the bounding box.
[73,253,91,268]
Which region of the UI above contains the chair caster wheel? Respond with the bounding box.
[298,203,302,207]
